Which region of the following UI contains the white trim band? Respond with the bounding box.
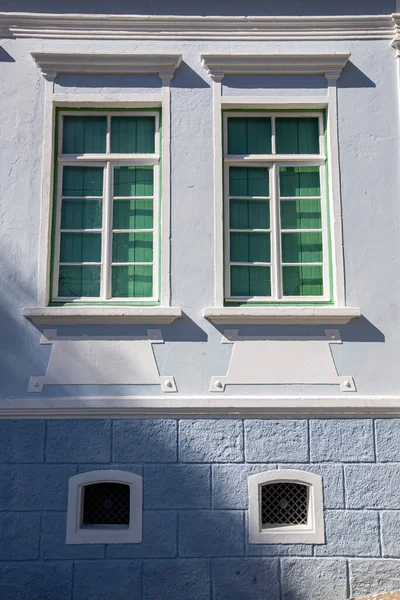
[0,13,396,41]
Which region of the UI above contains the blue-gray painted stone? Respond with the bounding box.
[212,464,276,509]
[315,510,380,556]
[350,559,400,597]
[41,512,105,559]
[144,464,210,509]
[107,510,177,558]
[179,510,244,557]
[179,420,243,463]
[0,420,45,463]
[345,465,400,508]
[0,464,76,510]
[277,463,345,508]
[46,419,111,463]
[381,511,400,557]
[244,420,308,462]
[310,419,375,462]
[73,560,142,600]
[213,558,280,600]
[143,559,210,600]
[113,419,177,463]
[375,419,400,462]
[0,562,72,600]
[281,558,348,600]
[0,512,40,560]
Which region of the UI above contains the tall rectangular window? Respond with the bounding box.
[53,111,160,303]
[223,112,330,304]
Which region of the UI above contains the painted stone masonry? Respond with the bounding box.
[1,0,400,598]
[1,418,400,599]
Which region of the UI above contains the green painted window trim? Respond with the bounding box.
[49,107,162,307]
[222,109,333,307]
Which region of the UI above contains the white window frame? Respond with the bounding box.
[53,109,161,304]
[223,110,330,303]
[248,469,324,544]
[66,470,143,544]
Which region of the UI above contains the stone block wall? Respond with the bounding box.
[1,418,400,599]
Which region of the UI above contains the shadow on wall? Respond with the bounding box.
[0,0,394,15]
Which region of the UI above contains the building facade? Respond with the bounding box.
[0,1,400,598]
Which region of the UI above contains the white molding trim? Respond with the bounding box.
[0,13,396,41]
[204,306,361,325]
[31,52,182,81]
[66,470,142,544]
[201,54,351,82]
[248,469,324,545]
[22,306,182,324]
[2,396,400,418]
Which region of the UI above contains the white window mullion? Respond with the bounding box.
[270,163,281,300]
[101,162,112,300]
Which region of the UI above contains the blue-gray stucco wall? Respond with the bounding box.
[1,418,400,600]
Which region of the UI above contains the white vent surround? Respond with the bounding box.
[248,469,324,544]
[66,470,143,544]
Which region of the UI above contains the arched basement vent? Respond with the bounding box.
[66,470,142,545]
[261,482,308,527]
[248,469,325,545]
[83,482,130,527]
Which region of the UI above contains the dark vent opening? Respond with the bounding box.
[82,482,130,526]
[261,482,308,526]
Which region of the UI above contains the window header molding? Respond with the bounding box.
[0,13,396,41]
[201,53,351,81]
[30,52,182,81]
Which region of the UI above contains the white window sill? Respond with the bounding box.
[204,306,361,325]
[22,306,182,325]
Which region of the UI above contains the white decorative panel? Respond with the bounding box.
[28,329,176,393]
[210,329,355,392]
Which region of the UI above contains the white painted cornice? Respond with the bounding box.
[0,12,396,41]
[204,306,360,325]
[22,306,182,324]
[1,396,400,418]
[30,52,182,81]
[201,53,351,81]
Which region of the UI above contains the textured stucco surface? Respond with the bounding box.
[0,418,399,599]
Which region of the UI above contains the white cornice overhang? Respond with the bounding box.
[22,306,182,325]
[201,53,351,81]
[0,13,396,41]
[392,14,400,54]
[30,52,182,81]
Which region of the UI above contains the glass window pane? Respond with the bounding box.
[281,232,323,263]
[227,118,272,154]
[230,232,270,263]
[112,265,153,297]
[230,200,270,230]
[282,266,323,296]
[62,167,103,197]
[231,266,271,297]
[229,167,269,197]
[62,116,106,154]
[276,118,319,154]
[112,232,153,263]
[60,232,102,263]
[61,200,102,230]
[279,167,320,197]
[111,116,155,153]
[113,200,153,230]
[114,166,153,197]
[280,199,321,230]
[58,265,100,297]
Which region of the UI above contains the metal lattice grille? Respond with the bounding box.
[82,482,130,526]
[261,482,308,526]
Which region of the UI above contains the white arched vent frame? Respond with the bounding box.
[66,470,142,545]
[248,469,324,544]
